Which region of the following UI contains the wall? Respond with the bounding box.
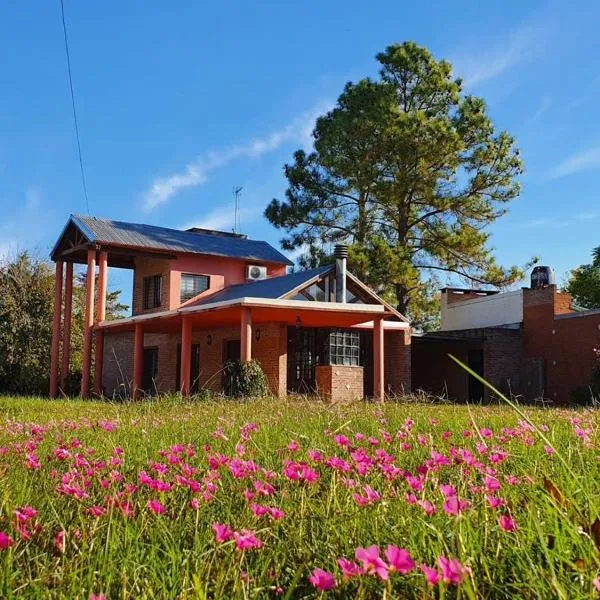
[441,289,523,331]
[315,365,364,402]
[132,257,173,316]
[384,329,411,395]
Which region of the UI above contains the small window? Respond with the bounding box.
[143,275,163,310]
[180,274,210,302]
[328,329,360,366]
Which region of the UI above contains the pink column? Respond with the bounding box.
[96,251,108,322]
[60,262,73,391]
[180,316,192,396]
[50,261,64,398]
[133,323,144,400]
[373,317,385,401]
[240,307,252,362]
[80,249,96,397]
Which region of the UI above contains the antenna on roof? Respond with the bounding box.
[233,186,243,234]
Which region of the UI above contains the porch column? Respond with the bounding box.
[50,261,64,398]
[180,316,192,396]
[133,323,144,400]
[96,251,108,322]
[93,329,104,396]
[60,262,73,392]
[373,317,385,401]
[240,307,252,362]
[80,249,96,397]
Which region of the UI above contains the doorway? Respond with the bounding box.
[176,344,201,393]
[467,348,484,401]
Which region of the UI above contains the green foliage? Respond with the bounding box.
[266,42,531,323]
[566,246,600,309]
[0,252,127,395]
[223,359,270,398]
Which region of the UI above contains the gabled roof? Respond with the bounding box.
[51,214,293,265]
[192,265,334,305]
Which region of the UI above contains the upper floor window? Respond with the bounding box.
[180,274,210,302]
[143,275,163,310]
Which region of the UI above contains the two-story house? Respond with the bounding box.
[49,215,411,400]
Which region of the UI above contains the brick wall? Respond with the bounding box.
[132,257,172,315]
[102,331,134,398]
[384,329,411,395]
[316,365,364,402]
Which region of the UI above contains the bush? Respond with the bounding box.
[223,359,270,398]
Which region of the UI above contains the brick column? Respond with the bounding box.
[180,316,192,396]
[241,307,252,362]
[50,261,64,398]
[373,317,385,400]
[60,262,73,392]
[96,251,108,322]
[80,249,96,397]
[133,323,144,400]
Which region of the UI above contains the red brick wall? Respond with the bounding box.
[384,329,411,395]
[132,257,172,315]
[316,365,364,402]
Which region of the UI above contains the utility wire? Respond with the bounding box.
[59,0,90,215]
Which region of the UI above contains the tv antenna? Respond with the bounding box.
[233,186,243,234]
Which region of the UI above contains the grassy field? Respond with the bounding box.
[0,396,598,599]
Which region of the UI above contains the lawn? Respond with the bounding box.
[0,396,598,599]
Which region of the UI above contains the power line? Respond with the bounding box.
[59,0,90,215]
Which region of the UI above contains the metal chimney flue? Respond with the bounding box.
[334,244,348,303]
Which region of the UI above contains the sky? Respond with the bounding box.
[2,0,600,309]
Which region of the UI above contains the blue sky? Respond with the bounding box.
[2,0,600,308]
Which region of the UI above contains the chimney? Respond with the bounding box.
[334,244,348,303]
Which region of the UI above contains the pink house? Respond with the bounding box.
[50,215,411,400]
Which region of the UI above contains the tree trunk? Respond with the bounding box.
[395,283,410,316]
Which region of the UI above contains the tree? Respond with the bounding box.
[0,252,127,395]
[566,246,600,309]
[266,42,529,326]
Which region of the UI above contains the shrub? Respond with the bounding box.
[222,359,270,398]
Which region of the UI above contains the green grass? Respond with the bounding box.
[0,395,598,599]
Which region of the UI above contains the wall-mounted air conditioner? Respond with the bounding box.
[246,265,267,281]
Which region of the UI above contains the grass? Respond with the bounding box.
[0,395,598,599]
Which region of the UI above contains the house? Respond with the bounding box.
[49,215,411,401]
[412,268,600,403]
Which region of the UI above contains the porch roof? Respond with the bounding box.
[98,296,408,334]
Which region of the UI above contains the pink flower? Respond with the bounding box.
[0,532,13,550]
[355,545,389,580]
[385,545,415,574]
[593,577,600,592]
[234,530,263,550]
[498,514,517,532]
[337,557,362,579]
[146,500,166,515]
[287,439,300,452]
[90,594,107,600]
[212,522,234,543]
[269,507,286,520]
[439,484,456,498]
[14,506,37,522]
[420,564,440,586]
[54,530,66,553]
[438,557,470,586]
[443,495,471,516]
[308,568,336,591]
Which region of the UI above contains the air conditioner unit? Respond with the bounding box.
[246,265,267,281]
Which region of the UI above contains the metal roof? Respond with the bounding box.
[191,265,334,305]
[52,214,293,265]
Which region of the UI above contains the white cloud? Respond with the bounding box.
[143,101,333,210]
[181,204,261,232]
[453,22,549,87]
[548,146,600,179]
[529,95,552,123]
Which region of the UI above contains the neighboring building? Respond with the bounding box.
[413,270,600,403]
[49,215,411,401]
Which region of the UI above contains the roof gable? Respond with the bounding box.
[51,214,293,266]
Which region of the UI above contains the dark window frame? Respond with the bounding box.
[180,273,210,302]
[143,275,163,310]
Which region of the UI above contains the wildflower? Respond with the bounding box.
[146,499,166,515]
[544,445,555,456]
[593,578,600,592]
[308,568,336,591]
[269,507,286,520]
[420,564,440,586]
[385,545,415,574]
[0,532,13,550]
[334,434,350,447]
[189,498,201,510]
[355,545,389,580]
[443,496,471,516]
[337,557,361,578]
[438,557,470,585]
[498,514,517,532]
[287,439,300,452]
[212,522,234,543]
[90,594,107,600]
[234,530,263,550]
[14,506,38,522]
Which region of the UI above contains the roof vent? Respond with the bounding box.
[334,244,348,259]
[334,244,348,302]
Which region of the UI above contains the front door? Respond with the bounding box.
[223,339,241,396]
[287,327,318,393]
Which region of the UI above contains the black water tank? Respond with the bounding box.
[531,266,555,289]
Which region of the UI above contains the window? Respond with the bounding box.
[142,348,159,394]
[180,274,210,302]
[328,329,360,366]
[143,275,163,310]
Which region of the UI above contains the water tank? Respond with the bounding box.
[530,266,555,290]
